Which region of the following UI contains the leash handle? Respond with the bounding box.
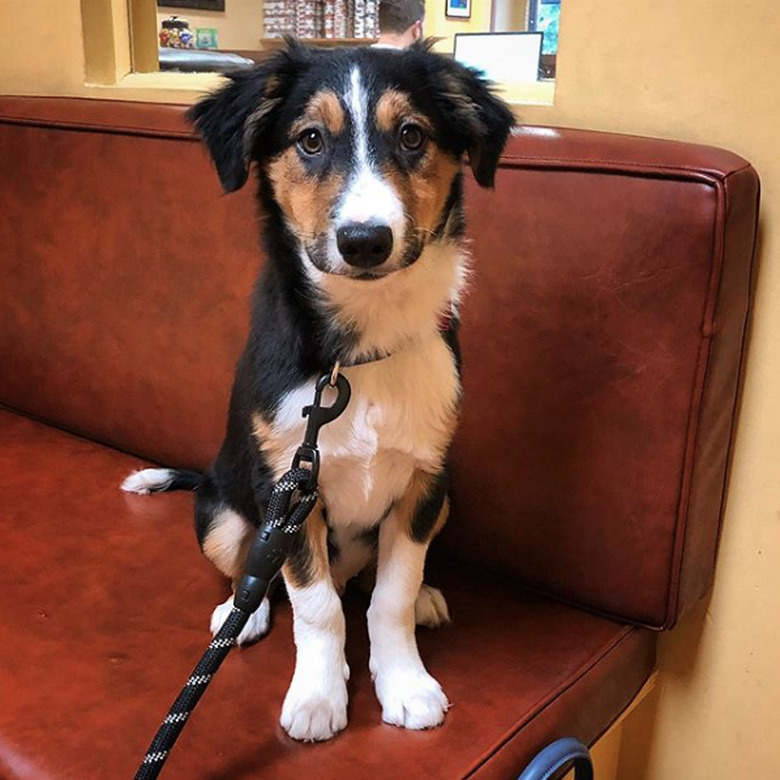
[233,467,318,614]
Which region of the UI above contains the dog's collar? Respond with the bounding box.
[334,310,454,370]
[340,348,394,369]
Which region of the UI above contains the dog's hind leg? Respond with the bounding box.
[196,478,271,645]
[414,583,450,628]
[209,588,271,646]
[355,567,451,628]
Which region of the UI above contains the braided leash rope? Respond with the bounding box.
[133,372,350,779]
[135,607,248,779]
[133,468,318,780]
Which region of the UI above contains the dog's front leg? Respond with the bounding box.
[280,505,349,742]
[368,471,450,729]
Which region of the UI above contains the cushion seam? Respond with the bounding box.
[0,114,195,141]
[499,154,745,180]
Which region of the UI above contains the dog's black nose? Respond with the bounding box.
[336,222,393,269]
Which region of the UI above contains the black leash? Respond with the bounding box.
[134,371,351,780]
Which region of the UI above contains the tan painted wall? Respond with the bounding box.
[0,1,88,98]
[0,1,224,102]
[526,3,780,778]
[157,0,263,51]
[1,2,780,777]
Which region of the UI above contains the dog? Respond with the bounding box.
[122,39,513,742]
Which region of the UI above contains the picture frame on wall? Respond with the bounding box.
[157,1,225,11]
[195,27,219,49]
[446,0,472,19]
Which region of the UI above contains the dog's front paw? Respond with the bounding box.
[415,584,451,628]
[210,596,270,645]
[280,673,348,742]
[374,669,449,730]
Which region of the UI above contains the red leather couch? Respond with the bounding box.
[0,97,759,779]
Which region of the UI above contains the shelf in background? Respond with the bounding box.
[260,37,377,49]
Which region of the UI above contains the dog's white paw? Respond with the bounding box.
[210,596,270,645]
[375,669,449,730]
[280,673,349,742]
[415,584,451,628]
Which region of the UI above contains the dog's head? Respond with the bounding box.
[188,40,514,280]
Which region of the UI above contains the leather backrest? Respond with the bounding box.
[447,128,758,628]
[0,98,758,628]
[0,98,253,469]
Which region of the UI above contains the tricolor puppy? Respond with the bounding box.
[123,40,513,742]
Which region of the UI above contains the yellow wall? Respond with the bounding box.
[157,0,263,51]
[528,3,780,779]
[1,2,780,777]
[0,1,223,102]
[0,1,88,99]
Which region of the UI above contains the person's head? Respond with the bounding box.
[377,0,425,48]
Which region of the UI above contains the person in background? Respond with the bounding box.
[374,0,425,49]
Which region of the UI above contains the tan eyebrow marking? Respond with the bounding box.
[375,89,432,134]
[291,89,345,137]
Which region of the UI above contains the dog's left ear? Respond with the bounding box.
[416,43,515,188]
[187,41,309,193]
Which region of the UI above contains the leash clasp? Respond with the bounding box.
[292,371,351,489]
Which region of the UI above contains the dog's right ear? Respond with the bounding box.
[409,40,515,189]
[187,43,309,193]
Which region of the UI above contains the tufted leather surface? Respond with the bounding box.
[0,96,758,777]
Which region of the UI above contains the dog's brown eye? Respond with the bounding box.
[298,129,324,155]
[399,123,425,152]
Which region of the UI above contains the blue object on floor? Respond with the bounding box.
[516,737,594,780]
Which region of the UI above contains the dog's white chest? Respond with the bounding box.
[271,334,458,527]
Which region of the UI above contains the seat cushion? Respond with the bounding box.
[0,410,655,779]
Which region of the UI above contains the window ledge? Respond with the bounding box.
[498,80,556,107]
[82,70,553,109]
[84,71,226,103]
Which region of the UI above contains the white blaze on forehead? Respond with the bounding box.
[347,65,369,168]
[338,65,405,241]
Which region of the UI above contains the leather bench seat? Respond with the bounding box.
[0,409,654,780]
[0,96,758,779]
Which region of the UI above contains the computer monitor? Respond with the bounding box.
[453,32,544,84]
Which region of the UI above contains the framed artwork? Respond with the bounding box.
[157,1,225,11]
[446,0,471,19]
[195,27,219,49]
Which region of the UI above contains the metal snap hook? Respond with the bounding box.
[291,370,352,490]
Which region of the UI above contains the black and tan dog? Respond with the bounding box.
[123,39,512,742]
